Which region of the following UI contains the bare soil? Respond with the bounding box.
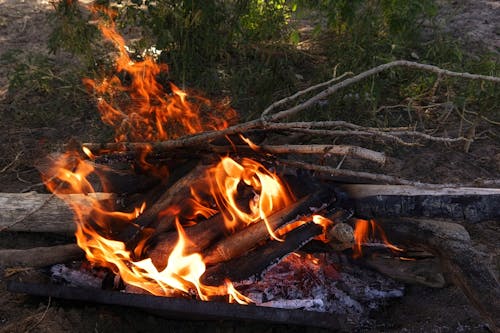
[0,1,499,332]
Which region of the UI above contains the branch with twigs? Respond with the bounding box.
[80,60,500,185]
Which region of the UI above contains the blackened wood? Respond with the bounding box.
[0,244,83,268]
[202,187,336,265]
[6,281,347,330]
[340,185,500,222]
[377,217,500,332]
[203,222,323,285]
[119,162,207,250]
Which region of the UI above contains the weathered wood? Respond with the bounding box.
[341,184,500,222]
[377,217,500,332]
[0,244,83,268]
[203,187,336,265]
[0,192,115,234]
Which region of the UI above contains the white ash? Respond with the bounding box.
[50,264,103,289]
[236,252,404,324]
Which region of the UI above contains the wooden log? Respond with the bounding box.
[203,187,336,265]
[0,192,115,234]
[0,244,83,268]
[376,217,500,332]
[203,222,323,285]
[340,184,500,222]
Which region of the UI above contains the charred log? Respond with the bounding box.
[6,281,346,330]
[340,185,500,222]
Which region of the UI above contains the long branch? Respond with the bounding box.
[268,60,500,121]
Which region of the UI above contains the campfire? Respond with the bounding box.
[3,5,500,331]
[32,6,406,320]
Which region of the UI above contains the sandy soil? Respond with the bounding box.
[0,1,498,332]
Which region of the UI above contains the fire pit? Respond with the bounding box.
[2,5,500,332]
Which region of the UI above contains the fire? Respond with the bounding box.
[83,6,236,144]
[40,5,400,306]
[353,219,403,258]
[43,152,250,301]
[192,157,294,240]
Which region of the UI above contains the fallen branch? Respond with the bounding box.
[210,144,386,164]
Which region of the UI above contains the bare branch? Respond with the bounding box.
[269,60,500,121]
[210,144,386,164]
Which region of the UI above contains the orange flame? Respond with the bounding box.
[191,157,294,240]
[83,6,236,143]
[43,153,250,302]
[352,219,403,258]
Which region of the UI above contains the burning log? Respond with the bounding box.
[119,163,210,247]
[0,192,115,233]
[340,184,500,222]
[202,187,336,266]
[0,244,83,268]
[376,217,500,332]
[148,213,227,268]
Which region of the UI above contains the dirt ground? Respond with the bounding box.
[0,1,499,332]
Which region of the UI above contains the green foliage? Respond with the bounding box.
[2,51,100,134]
[47,0,99,67]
